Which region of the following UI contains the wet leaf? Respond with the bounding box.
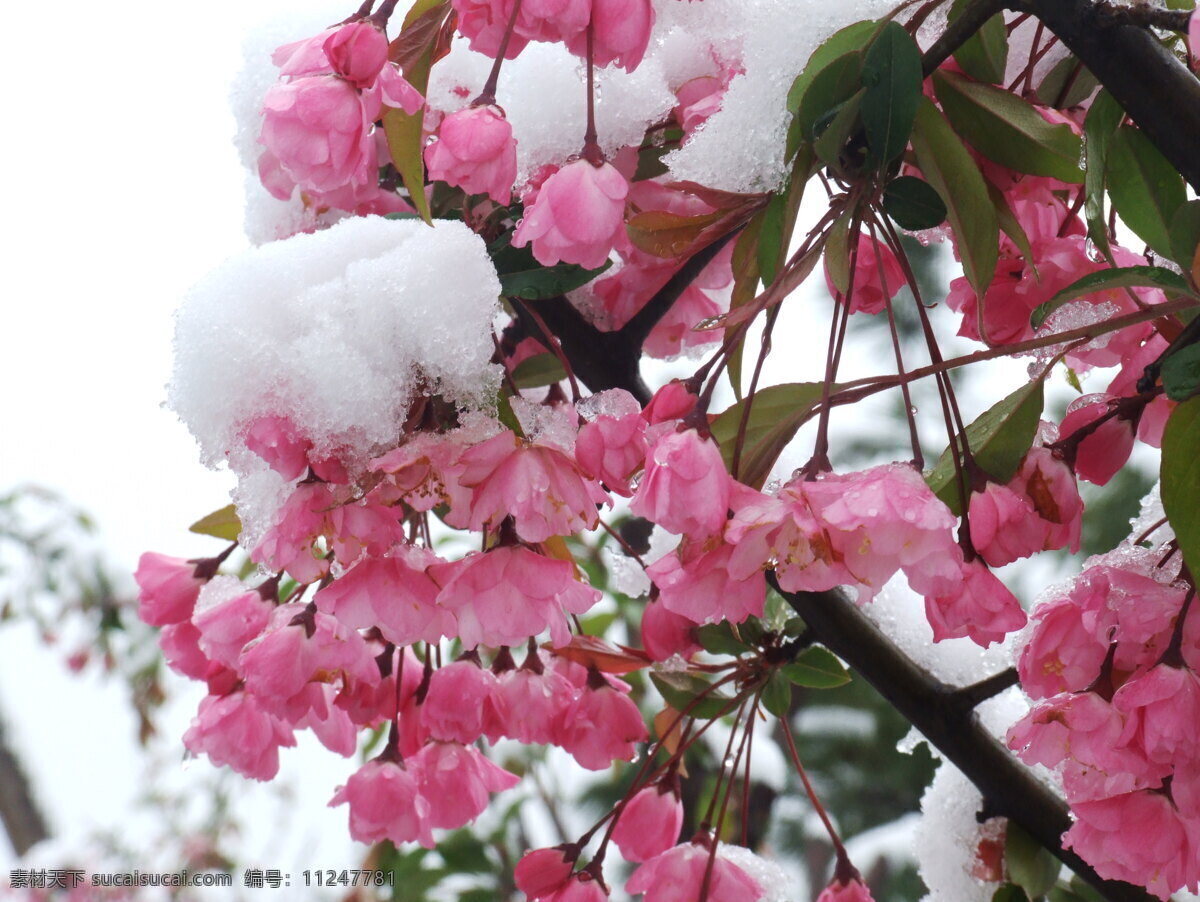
[1162,396,1200,577]
[781,646,851,689]
[189,504,242,542]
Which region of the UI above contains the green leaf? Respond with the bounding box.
[1036,55,1099,109]
[926,378,1046,515]
[726,211,766,400]
[861,22,924,165]
[762,669,794,717]
[787,21,879,113]
[794,53,864,143]
[189,504,241,542]
[1163,397,1200,578]
[512,353,567,388]
[824,210,853,295]
[696,622,752,656]
[1082,90,1124,260]
[1161,345,1200,401]
[710,382,829,489]
[1170,200,1200,272]
[813,90,865,170]
[499,259,611,300]
[992,886,1031,902]
[781,647,851,689]
[910,97,999,301]
[950,0,1008,84]
[650,671,736,720]
[932,70,1084,182]
[987,180,1037,277]
[758,192,788,286]
[1030,266,1190,329]
[1005,822,1061,900]
[882,176,947,230]
[1107,124,1187,259]
[496,391,523,436]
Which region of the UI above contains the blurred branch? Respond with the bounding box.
[0,713,49,856]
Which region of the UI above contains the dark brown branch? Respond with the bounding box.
[0,714,49,857]
[772,579,1157,902]
[1009,0,1200,193]
[921,0,1008,75]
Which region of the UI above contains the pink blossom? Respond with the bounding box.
[315,545,454,647]
[968,482,1042,568]
[1015,443,1083,554]
[297,684,359,757]
[160,621,215,682]
[371,432,474,519]
[425,105,518,203]
[612,782,684,863]
[823,232,905,315]
[459,430,607,542]
[631,428,731,538]
[329,757,435,848]
[514,847,576,898]
[1017,597,1111,699]
[433,547,600,648]
[642,381,698,425]
[192,582,273,671]
[513,160,629,269]
[1059,393,1135,486]
[924,558,1026,647]
[1064,791,1191,899]
[801,464,961,603]
[183,691,296,781]
[817,875,875,902]
[240,603,380,722]
[1191,12,1200,67]
[421,658,497,743]
[486,653,577,744]
[322,22,390,88]
[548,874,610,901]
[135,552,204,626]
[648,539,766,625]
[1114,664,1200,767]
[575,407,647,497]
[557,677,648,770]
[452,0,530,59]
[640,599,701,661]
[675,75,727,136]
[564,0,655,71]
[625,838,763,902]
[413,741,520,829]
[244,415,312,481]
[251,483,334,584]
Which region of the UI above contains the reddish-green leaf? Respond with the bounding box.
[711,382,829,489]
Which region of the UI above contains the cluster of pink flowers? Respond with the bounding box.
[1007,546,1199,899]
[258,18,423,214]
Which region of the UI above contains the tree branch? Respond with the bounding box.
[0,713,49,857]
[1009,0,1200,193]
[772,579,1157,902]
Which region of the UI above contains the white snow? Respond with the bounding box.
[169,215,502,540]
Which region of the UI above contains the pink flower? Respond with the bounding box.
[459,430,607,543]
[823,232,905,315]
[1114,664,1200,767]
[648,539,766,625]
[433,547,600,649]
[452,0,530,59]
[261,76,377,195]
[968,482,1042,568]
[183,691,296,781]
[548,874,610,901]
[1059,393,1135,486]
[612,781,684,863]
[486,652,577,744]
[159,621,214,682]
[631,428,732,538]
[642,381,698,425]
[514,847,577,899]
[923,558,1027,648]
[625,838,763,902]
[244,415,312,481]
[513,160,629,269]
[425,105,518,203]
[322,21,390,88]
[413,741,520,829]
[329,757,434,848]
[817,875,875,902]
[576,405,647,497]
[1017,597,1111,699]
[192,578,273,671]
[564,0,655,71]
[801,464,961,603]
[135,552,204,626]
[315,545,455,647]
[1064,791,1191,900]
[640,599,701,661]
[557,676,648,770]
[421,658,497,743]
[1015,442,1083,554]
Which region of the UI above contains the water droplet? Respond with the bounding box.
[908,405,919,415]
[1084,238,1104,263]
[693,314,727,331]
